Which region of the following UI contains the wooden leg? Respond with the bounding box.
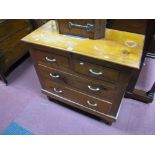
[125,82,155,103]
[0,73,8,85]
[102,119,113,126]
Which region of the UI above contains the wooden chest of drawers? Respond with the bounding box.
[22,20,145,124]
[0,19,33,84]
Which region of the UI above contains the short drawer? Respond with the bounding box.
[31,50,69,70]
[57,19,107,39]
[72,58,120,82]
[43,80,112,114]
[38,65,116,100]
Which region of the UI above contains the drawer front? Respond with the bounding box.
[58,19,107,39]
[0,20,31,41]
[0,24,32,50]
[31,50,69,70]
[0,42,28,72]
[38,65,116,100]
[73,58,120,82]
[58,19,95,38]
[43,80,112,114]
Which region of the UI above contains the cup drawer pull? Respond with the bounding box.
[88,85,100,92]
[79,61,84,65]
[89,69,103,76]
[45,56,56,62]
[53,88,63,93]
[87,100,97,107]
[49,73,60,79]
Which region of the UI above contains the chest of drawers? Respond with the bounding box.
[22,20,145,124]
[0,19,33,84]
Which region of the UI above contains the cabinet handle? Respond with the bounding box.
[88,85,100,92]
[45,56,56,62]
[49,73,60,79]
[87,100,97,107]
[53,88,62,93]
[89,69,103,76]
[79,61,84,65]
[68,22,94,32]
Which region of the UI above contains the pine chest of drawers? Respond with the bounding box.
[22,20,145,124]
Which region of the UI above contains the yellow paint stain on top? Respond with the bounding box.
[22,20,145,69]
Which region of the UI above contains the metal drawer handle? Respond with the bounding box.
[88,85,100,92]
[89,69,103,76]
[45,56,56,62]
[68,22,94,32]
[53,88,62,93]
[87,100,97,107]
[49,73,60,79]
[79,61,84,65]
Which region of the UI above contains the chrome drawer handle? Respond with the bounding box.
[49,73,60,79]
[68,22,94,32]
[89,69,103,76]
[53,88,62,93]
[79,61,84,65]
[45,56,56,62]
[88,85,100,92]
[87,100,97,107]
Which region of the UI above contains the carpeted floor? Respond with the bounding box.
[0,57,155,135]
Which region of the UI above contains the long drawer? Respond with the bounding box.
[38,64,116,101]
[42,79,112,114]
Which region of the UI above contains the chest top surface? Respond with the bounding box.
[22,20,145,69]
